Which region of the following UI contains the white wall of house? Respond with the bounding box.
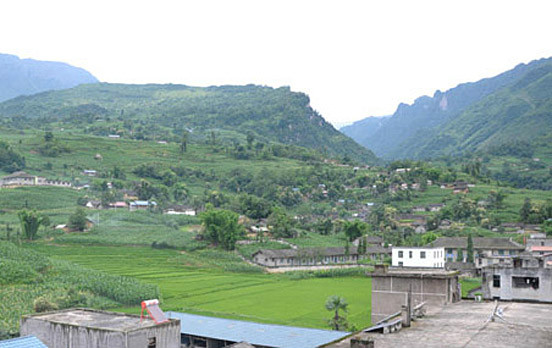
[392,247,445,268]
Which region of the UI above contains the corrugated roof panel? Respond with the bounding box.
[167,312,350,348]
[0,336,48,348]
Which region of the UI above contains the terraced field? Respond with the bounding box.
[28,244,372,330]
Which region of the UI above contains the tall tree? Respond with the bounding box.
[18,210,47,240]
[466,234,474,263]
[325,295,348,330]
[68,208,88,231]
[180,131,188,153]
[200,206,243,250]
[520,198,532,223]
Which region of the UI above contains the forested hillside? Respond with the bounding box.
[0,83,377,163]
[0,54,98,102]
[342,57,552,160]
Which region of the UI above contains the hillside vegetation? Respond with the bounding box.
[0,83,377,163]
[342,57,552,161]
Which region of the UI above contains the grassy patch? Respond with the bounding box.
[28,243,372,330]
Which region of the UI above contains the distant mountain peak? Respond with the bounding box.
[0,53,98,102]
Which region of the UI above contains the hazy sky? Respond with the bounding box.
[2,0,552,126]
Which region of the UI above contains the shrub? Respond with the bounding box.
[33,296,58,313]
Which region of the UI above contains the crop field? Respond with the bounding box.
[28,243,372,330]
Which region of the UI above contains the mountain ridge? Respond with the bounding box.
[0,82,378,163]
[342,57,552,159]
[0,53,98,102]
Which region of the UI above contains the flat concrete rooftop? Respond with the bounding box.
[370,267,459,277]
[23,309,163,332]
[326,301,552,348]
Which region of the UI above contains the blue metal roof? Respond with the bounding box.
[167,312,350,348]
[0,336,47,348]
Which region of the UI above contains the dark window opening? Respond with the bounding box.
[147,337,156,348]
[493,275,501,288]
[398,261,403,267]
[512,276,539,289]
[409,251,413,258]
[398,251,403,258]
[420,251,426,259]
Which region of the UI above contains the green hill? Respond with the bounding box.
[342,57,552,160]
[0,83,377,163]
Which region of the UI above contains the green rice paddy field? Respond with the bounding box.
[28,244,372,330]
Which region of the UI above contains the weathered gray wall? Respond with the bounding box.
[482,268,552,302]
[371,275,458,323]
[20,318,181,348]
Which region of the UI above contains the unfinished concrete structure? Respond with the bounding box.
[20,309,181,348]
[482,253,552,302]
[324,301,552,348]
[369,266,460,323]
[426,237,524,269]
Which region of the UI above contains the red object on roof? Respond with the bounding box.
[141,299,169,324]
[531,246,552,252]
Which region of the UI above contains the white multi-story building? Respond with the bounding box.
[392,247,445,268]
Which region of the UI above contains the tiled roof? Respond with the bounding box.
[0,336,47,348]
[426,237,524,250]
[531,246,552,252]
[167,312,350,348]
[253,246,390,258]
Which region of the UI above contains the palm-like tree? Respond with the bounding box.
[325,295,348,330]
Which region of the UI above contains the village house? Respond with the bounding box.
[85,200,102,209]
[108,134,120,139]
[129,200,157,211]
[397,214,427,232]
[353,235,384,247]
[164,205,196,216]
[252,246,390,268]
[392,247,445,268]
[108,201,128,209]
[0,171,71,188]
[482,252,552,302]
[426,237,525,269]
[452,181,469,194]
[82,169,97,177]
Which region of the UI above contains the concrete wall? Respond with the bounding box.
[392,247,445,268]
[253,252,386,268]
[371,274,459,323]
[482,267,552,302]
[20,318,181,348]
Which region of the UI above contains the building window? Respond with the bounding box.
[498,250,504,256]
[409,251,413,258]
[147,337,156,348]
[420,251,426,259]
[512,276,539,289]
[398,261,403,267]
[398,251,403,258]
[493,275,501,288]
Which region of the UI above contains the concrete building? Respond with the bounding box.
[392,247,445,268]
[0,171,71,188]
[369,266,460,323]
[425,237,524,268]
[20,309,181,348]
[481,253,552,302]
[252,246,390,268]
[166,312,350,348]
